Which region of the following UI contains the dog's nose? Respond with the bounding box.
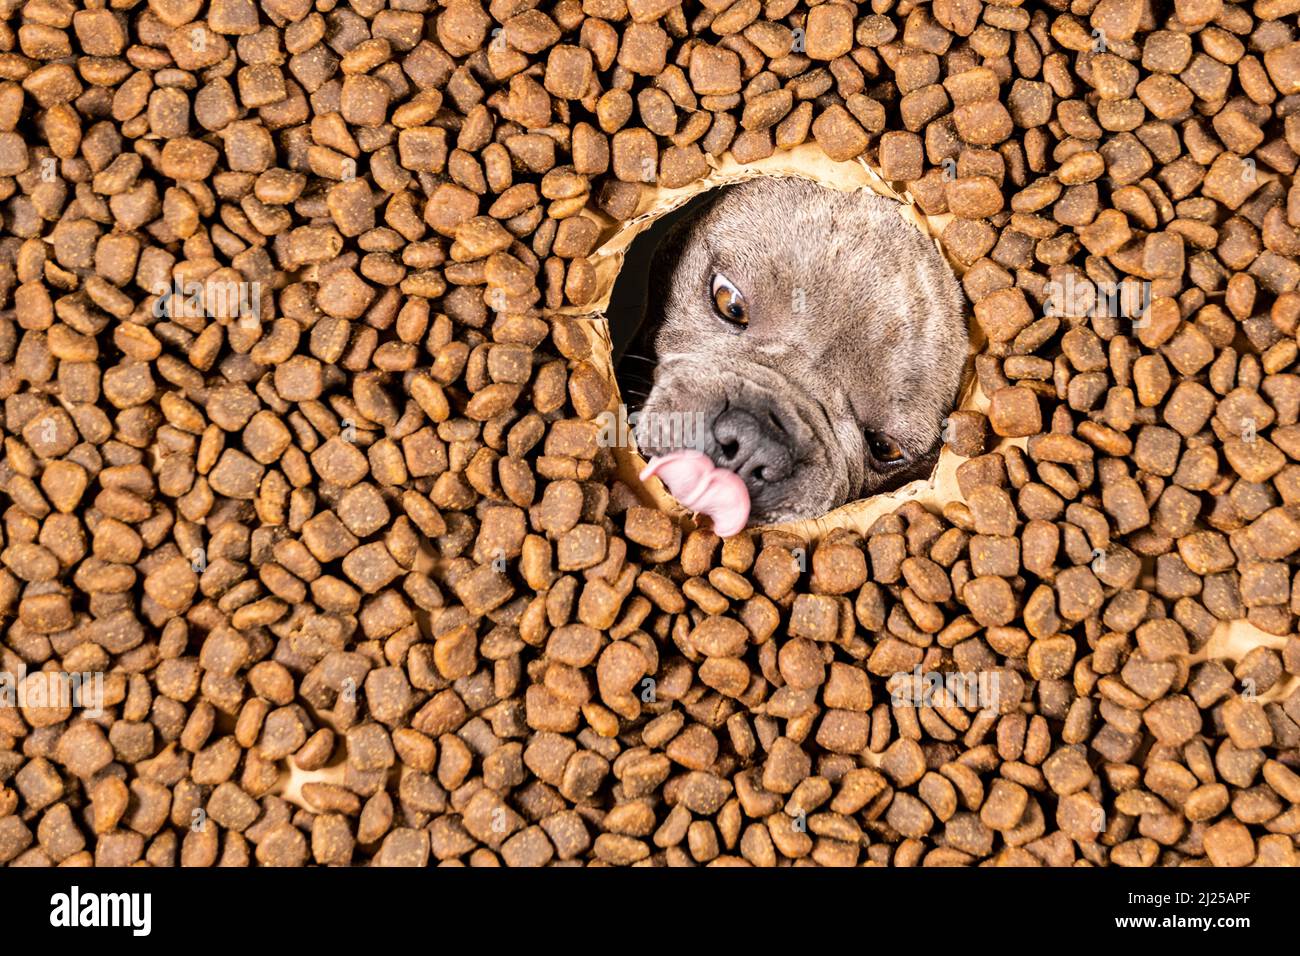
[707,406,794,486]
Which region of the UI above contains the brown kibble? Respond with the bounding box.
[805,5,854,61]
[879,131,924,181]
[964,576,1015,627]
[953,101,1013,145]
[1203,819,1255,867]
[980,780,1028,831]
[811,106,870,163]
[0,0,1286,871]
[624,506,673,549]
[987,387,1041,438]
[545,46,593,100]
[690,46,741,96]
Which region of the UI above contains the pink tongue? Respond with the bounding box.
[640,450,751,538]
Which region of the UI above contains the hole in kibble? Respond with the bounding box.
[604,174,978,531]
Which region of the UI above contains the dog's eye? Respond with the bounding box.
[711,273,748,326]
[865,430,905,465]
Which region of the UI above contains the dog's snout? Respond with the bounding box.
[707,406,794,487]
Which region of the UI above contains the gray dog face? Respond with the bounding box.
[629,177,968,525]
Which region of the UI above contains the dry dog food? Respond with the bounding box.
[0,0,1297,870]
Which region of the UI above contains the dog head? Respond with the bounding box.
[630,177,967,524]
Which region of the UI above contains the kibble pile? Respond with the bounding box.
[1,0,1299,869]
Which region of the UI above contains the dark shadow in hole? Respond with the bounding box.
[609,189,723,415]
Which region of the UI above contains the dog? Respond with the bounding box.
[620,176,967,525]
